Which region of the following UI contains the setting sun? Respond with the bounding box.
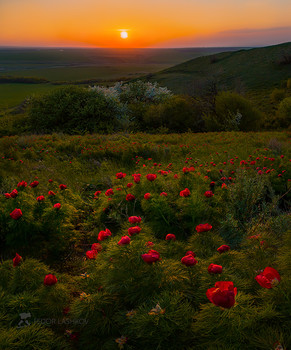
[120,31,128,39]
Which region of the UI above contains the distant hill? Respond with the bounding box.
[145,42,291,97]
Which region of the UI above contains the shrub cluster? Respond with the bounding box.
[26,81,266,134]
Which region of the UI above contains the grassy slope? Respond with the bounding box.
[146,42,291,95]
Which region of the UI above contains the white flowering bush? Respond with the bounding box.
[90,81,173,104]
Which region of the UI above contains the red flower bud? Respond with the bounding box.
[13,253,22,267]
[44,274,57,286]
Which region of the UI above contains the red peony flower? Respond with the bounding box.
[182,167,189,173]
[165,233,176,241]
[10,208,22,220]
[217,245,230,254]
[37,195,45,202]
[181,254,197,266]
[30,181,39,188]
[144,193,151,200]
[126,193,135,201]
[128,226,141,236]
[210,181,215,187]
[59,184,67,190]
[13,253,22,267]
[206,281,237,308]
[48,190,55,196]
[160,192,167,197]
[255,267,281,289]
[196,223,212,233]
[208,263,223,274]
[91,243,102,252]
[17,181,27,188]
[86,250,98,259]
[118,235,131,245]
[10,189,18,198]
[5,193,11,199]
[146,174,157,181]
[180,188,190,197]
[204,191,214,198]
[54,203,61,209]
[116,172,126,179]
[141,249,160,264]
[128,216,142,224]
[44,274,58,286]
[127,183,133,188]
[48,179,53,183]
[94,190,102,198]
[186,251,196,257]
[146,241,154,247]
[105,188,114,196]
[132,173,141,183]
[98,228,112,241]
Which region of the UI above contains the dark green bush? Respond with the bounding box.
[204,91,263,131]
[143,95,204,132]
[276,96,291,128]
[28,86,120,134]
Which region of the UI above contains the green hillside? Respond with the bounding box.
[146,42,291,97]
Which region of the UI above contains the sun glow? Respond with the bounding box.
[120,31,128,39]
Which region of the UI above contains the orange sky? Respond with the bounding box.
[0,0,291,47]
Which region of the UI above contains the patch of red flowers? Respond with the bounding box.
[206,281,237,308]
[59,184,67,190]
[54,203,61,210]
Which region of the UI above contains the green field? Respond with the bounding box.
[0,83,58,109]
[0,47,242,110]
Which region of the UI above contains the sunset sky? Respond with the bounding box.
[1,0,290,48]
